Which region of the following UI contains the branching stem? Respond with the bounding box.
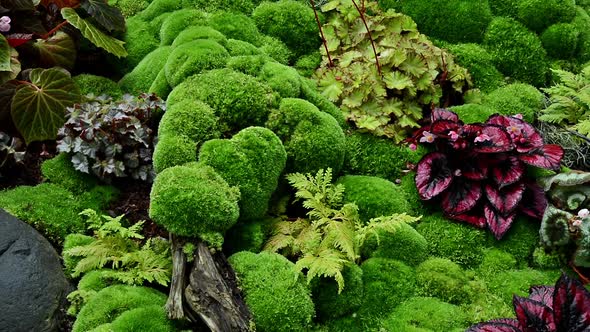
[351,0,381,76]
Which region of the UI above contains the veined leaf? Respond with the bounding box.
[80,0,126,32]
[61,8,127,57]
[0,34,11,72]
[31,31,76,70]
[11,68,81,143]
[383,71,414,90]
[0,48,20,84]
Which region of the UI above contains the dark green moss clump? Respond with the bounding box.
[259,62,302,98]
[485,217,542,268]
[484,83,544,122]
[382,297,469,332]
[171,26,228,48]
[158,99,219,143]
[119,46,172,94]
[73,74,123,99]
[361,222,428,266]
[541,23,580,59]
[223,220,267,255]
[41,153,98,194]
[229,251,315,332]
[415,257,476,304]
[122,17,160,71]
[516,0,576,33]
[445,43,504,92]
[311,263,363,321]
[207,11,261,45]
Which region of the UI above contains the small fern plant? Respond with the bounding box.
[539,66,590,137]
[264,168,420,292]
[63,209,172,286]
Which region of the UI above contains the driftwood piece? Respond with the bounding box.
[184,241,252,332]
[166,234,187,320]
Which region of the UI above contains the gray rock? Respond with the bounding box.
[0,208,71,332]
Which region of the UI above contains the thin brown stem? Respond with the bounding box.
[40,20,69,40]
[351,0,381,76]
[310,0,333,68]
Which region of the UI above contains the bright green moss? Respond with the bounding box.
[488,0,518,16]
[78,270,111,293]
[227,55,268,76]
[266,98,346,174]
[415,257,476,305]
[259,35,293,65]
[137,0,183,21]
[253,1,321,57]
[171,26,227,49]
[207,11,261,45]
[167,68,277,134]
[63,234,95,277]
[299,79,346,127]
[377,0,403,12]
[382,297,469,332]
[158,99,220,142]
[164,40,229,87]
[199,127,286,220]
[531,247,563,269]
[109,0,150,17]
[119,46,172,95]
[148,12,171,37]
[516,0,576,33]
[73,74,123,99]
[399,173,429,216]
[360,258,417,317]
[225,39,261,56]
[109,305,176,332]
[152,135,197,174]
[78,186,119,214]
[149,164,241,240]
[484,268,561,303]
[0,183,89,244]
[477,249,517,276]
[223,220,267,255]
[483,83,544,122]
[416,213,487,268]
[295,51,321,77]
[189,0,265,14]
[72,285,167,332]
[159,9,207,46]
[148,69,171,99]
[311,264,363,321]
[541,23,580,59]
[486,217,541,268]
[573,7,590,62]
[341,131,426,183]
[483,17,549,87]
[400,0,493,43]
[336,175,410,222]
[259,62,301,98]
[41,153,98,194]
[123,17,159,71]
[445,43,504,92]
[229,251,315,332]
[449,104,495,124]
[361,222,428,266]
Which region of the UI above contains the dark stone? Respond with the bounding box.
[0,208,71,332]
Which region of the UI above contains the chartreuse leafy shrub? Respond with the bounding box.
[57,94,165,182]
[415,257,477,305]
[541,23,579,59]
[159,9,206,46]
[393,0,493,44]
[253,0,320,59]
[336,175,411,223]
[119,46,172,95]
[311,263,363,321]
[516,0,576,33]
[467,273,590,332]
[167,68,277,134]
[228,251,315,332]
[72,284,169,332]
[165,40,229,87]
[538,171,590,267]
[445,43,504,93]
[266,98,345,174]
[314,0,470,142]
[149,163,240,248]
[361,222,428,266]
[382,297,469,332]
[264,169,420,291]
[73,75,123,99]
[483,17,549,87]
[172,26,228,48]
[408,109,563,239]
[199,127,287,220]
[539,66,590,137]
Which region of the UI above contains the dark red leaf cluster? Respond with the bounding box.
[467,273,590,332]
[409,109,564,239]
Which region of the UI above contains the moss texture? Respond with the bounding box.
[225,39,261,56]
[259,61,302,98]
[110,0,150,18]
[382,297,469,332]
[361,222,428,266]
[108,305,176,332]
[295,51,321,77]
[152,135,197,174]
[483,83,544,122]
[136,0,182,21]
[484,268,561,303]
[122,17,159,71]
[415,257,476,304]
[41,153,98,194]
[299,79,346,127]
[531,247,563,269]
[227,55,268,76]
[199,127,287,220]
[229,251,315,332]
[119,46,172,94]
[311,263,363,321]
[149,164,240,240]
[483,17,549,87]
[164,40,229,87]
[171,26,227,49]
[266,98,345,174]
[222,220,267,255]
[73,74,123,99]
[516,0,576,33]
[445,43,504,92]
[486,217,541,268]
[158,99,219,142]
[449,104,495,124]
[541,23,580,59]
[147,69,171,99]
[477,248,518,276]
[207,11,261,45]
[259,35,293,65]
[159,9,206,46]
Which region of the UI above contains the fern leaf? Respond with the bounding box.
[324,217,357,261]
[295,249,348,293]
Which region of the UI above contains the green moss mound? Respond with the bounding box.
[171,26,227,49]
[336,175,410,223]
[516,0,576,33]
[159,9,206,46]
[382,297,469,332]
[223,220,267,255]
[41,153,98,194]
[483,83,543,122]
[253,0,320,58]
[149,164,240,240]
[73,74,123,99]
[109,305,176,332]
[486,217,541,268]
[400,0,493,44]
[227,55,268,76]
[311,263,363,321]
[299,79,346,126]
[361,222,428,266]
[123,17,160,71]
[148,69,171,98]
[445,43,504,92]
[207,11,261,45]
[541,23,580,59]
[229,251,315,332]
[295,51,321,77]
[266,98,345,174]
[136,0,182,21]
[152,135,197,174]
[119,46,172,94]
[483,17,549,87]
[110,0,150,18]
[449,104,495,124]
[72,285,167,332]
[416,213,487,268]
[158,99,219,142]
[416,257,476,304]
[167,68,277,134]
[531,247,562,269]
[199,127,287,220]
[164,40,229,87]
[488,0,518,16]
[484,268,561,303]
[259,35,293,65]
[259,61,301,98]
[477,248,518,276]
[225,39,261,56]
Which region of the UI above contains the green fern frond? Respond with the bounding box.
[356,213,421,248]
[295,249,348,293]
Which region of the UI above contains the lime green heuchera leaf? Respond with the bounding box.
[384,71,414,90]
[31,31,76,70]
[0,34,11,72]
[61,8,127,57]
[318,70,344,102]
[11,68,81,144]
[0,48,21,85]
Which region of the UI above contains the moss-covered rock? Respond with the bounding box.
[123,17,160,71]
[119,46,172,94]
[361,222,428,266]
[483,83,544,122]
[311,263,363,321]
[382,297,469,332]
[108,305,176,332]
[159,9,206,46]
[225,39,261,56]
[147,69,171,99]
[158,99,219,142]
[266,98,345,174]
[73,74,123,99]
[259,62,301,98]
[483,17,548,87]
[229,251,315,332]
[449,104,495,124]
[541,23,580,59]
[207,11,261,45]
[415,257,476,304]
[227,55,268,76]
[152,135,197,174]
[164,40,229,87]
[259,35,293,65]
[199,127,287,220]
[41,153,98,194]
[171,26,228,49]
[445,43,504,92]
[516,0,576,33]
[253,0,320,57]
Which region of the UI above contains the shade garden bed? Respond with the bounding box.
[1,0,590,331]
